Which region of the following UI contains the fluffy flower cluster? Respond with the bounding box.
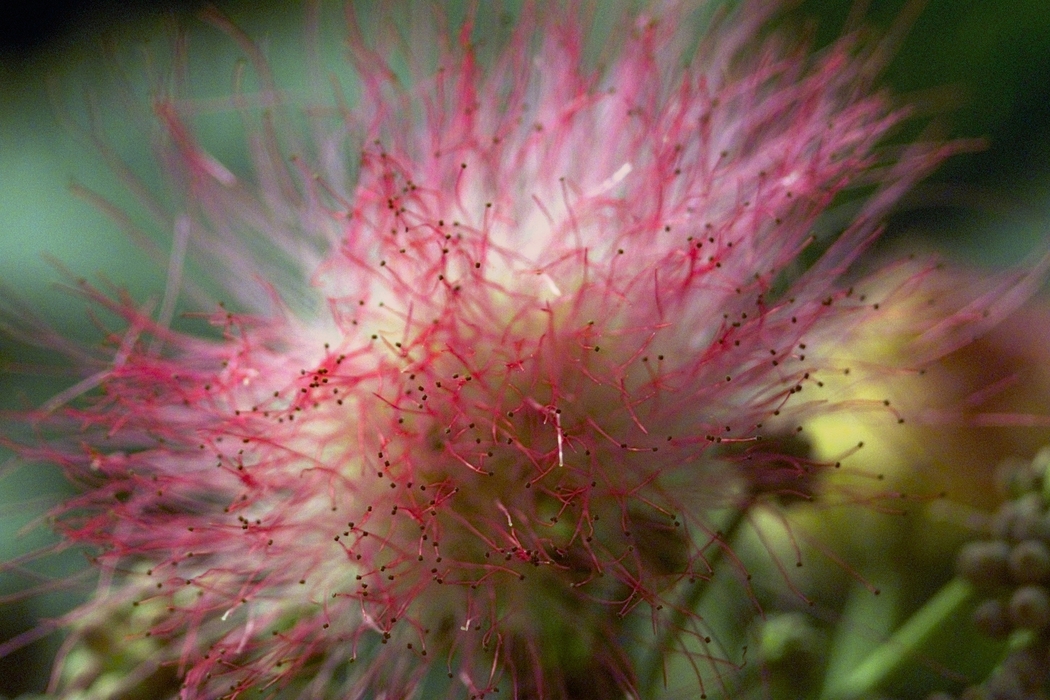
[3,2,1039,699]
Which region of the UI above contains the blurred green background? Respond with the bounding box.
[2,0,1050,696]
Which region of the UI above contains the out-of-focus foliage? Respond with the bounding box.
[791,0,1050,265]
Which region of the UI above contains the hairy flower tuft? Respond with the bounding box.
[2,2,1043,699]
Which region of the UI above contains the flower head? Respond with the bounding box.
[2,2,1041,698]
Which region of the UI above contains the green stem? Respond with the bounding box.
[821,577,977,700]
[639,506,750,700]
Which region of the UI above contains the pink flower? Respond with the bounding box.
[3,2,1041,698]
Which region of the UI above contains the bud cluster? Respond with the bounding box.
[943,449,1050,699]
[958,450,1050,638]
